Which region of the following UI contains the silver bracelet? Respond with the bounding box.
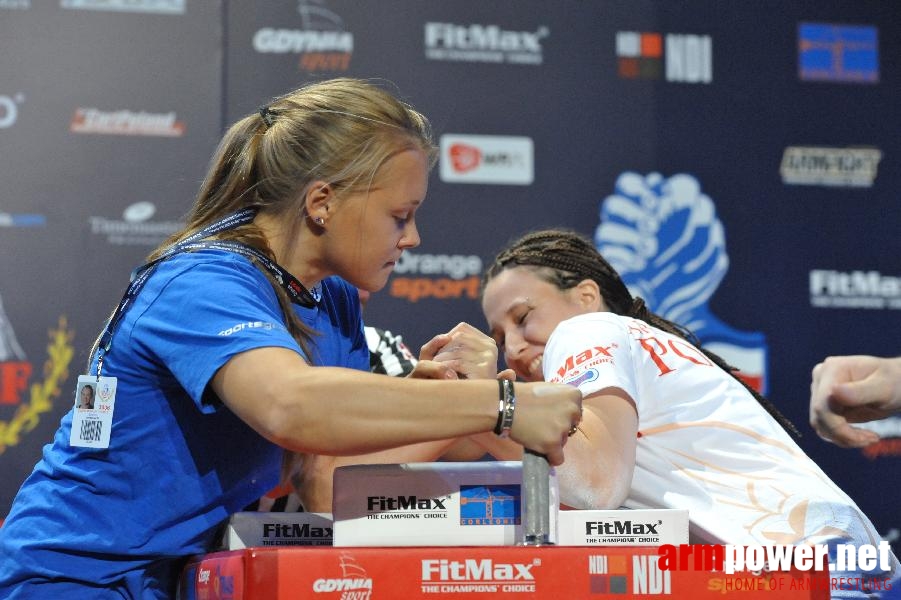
[495,379,516,438]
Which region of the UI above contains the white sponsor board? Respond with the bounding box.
[224,512,334,549]
[333,462,558,547]
[557,509,689,546]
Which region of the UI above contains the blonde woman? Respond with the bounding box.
[0,80,581,599]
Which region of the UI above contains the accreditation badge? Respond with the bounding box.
[69,374,117,449]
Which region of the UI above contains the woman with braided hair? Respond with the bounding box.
[480,228,898,598]
[0,80,581,599]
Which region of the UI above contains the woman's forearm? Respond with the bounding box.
[270,367,499,454]
[215,347,581,465]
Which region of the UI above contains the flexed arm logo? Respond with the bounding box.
[594,172,768,393]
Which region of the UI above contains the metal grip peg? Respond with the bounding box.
[521,449,552,545]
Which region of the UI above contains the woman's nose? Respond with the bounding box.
[401,221,420,248]
[504,332,527,363]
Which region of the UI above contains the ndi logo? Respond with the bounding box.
[634,556,671,594]
[588,554,628,594]
[589,554,671,594]
[616,31,712,83]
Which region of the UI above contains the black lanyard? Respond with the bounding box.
[95,208,319,376]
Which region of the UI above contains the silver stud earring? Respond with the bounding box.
[314,216,324,225]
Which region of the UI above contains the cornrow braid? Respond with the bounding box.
[483,228,801,438]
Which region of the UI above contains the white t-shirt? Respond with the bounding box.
[544,312,883,548]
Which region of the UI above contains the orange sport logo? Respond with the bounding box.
[390,252,482,303]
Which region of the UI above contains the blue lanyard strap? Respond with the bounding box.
[96,208,318,362]
[174,240,321,308]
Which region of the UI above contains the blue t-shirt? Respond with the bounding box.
[0,250,368,598]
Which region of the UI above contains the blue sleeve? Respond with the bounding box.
[335,278,369,372]
[127,252,303,412]
[303,276,369,372]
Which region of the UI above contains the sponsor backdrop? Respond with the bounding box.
[1,0,898,557]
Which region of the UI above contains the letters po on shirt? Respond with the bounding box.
[544,312,714,402]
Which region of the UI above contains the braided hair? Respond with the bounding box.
[483,228,800,438]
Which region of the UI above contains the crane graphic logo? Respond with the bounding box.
[460,484,520,526]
